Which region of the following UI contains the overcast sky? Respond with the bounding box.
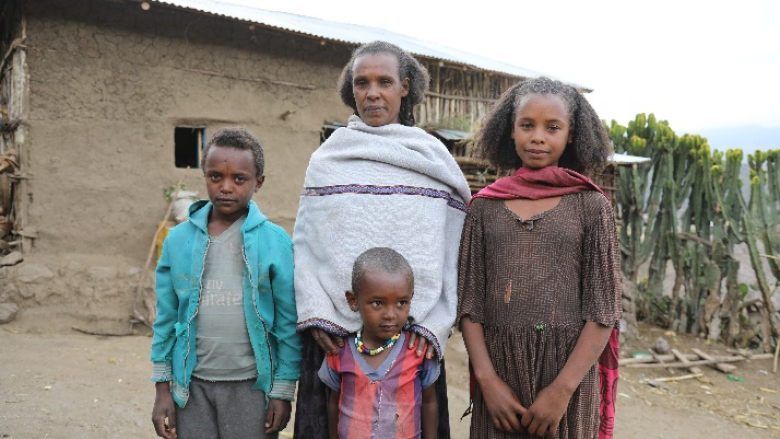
[222,0,780,136]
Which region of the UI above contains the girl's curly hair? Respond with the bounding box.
[475,77,612,177]
[337,41,430,127]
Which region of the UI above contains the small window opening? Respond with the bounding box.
[320,121,346,144]
[175,127,206,168]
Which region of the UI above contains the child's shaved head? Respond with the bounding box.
[351,247,414,295]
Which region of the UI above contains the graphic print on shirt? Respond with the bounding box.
[194,216,257,381]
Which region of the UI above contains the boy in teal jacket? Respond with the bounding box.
[151,127,301,439]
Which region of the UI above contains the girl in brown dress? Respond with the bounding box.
[458,77,622,439]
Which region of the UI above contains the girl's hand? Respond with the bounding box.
[406,331,437,359]
[311,328,343,356]
[519,321,611,437]
[520,382,572,438]
[479,375,528,433]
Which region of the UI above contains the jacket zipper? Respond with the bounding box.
[243,244,275,395]
[183,237,210,384]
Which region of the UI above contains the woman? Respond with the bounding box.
[293,41,471,439]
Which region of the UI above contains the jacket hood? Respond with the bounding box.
[187,199,267,233]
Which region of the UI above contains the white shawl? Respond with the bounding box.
[294,115,471,356]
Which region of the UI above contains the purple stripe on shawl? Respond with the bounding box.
[302,184,468,212]
[403,323,442,359]
[297,318,350,337]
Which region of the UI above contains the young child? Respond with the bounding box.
[150,127,301,439]
[318,247,439,439]
[458,77,622,439]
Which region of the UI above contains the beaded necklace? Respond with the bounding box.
[355,330,401,356]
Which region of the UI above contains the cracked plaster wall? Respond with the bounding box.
[23,0,352,260]
[3,0,354,327]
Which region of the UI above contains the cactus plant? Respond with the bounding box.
[610,114,778,350]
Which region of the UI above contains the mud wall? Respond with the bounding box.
[0,253,143,331]
[23,0,352,259]
[0,0,355,328]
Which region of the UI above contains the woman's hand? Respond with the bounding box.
[406,331,437,359]
[311,328,343,355]
[479,375,528,433]
[520,382,572,438]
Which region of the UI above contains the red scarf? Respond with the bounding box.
[472,165,604,202]
[471,165,619,439]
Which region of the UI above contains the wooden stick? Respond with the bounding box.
[132,168,190,328]
[726,348,776,359]
[424,90,498,103]
[691,348,737,373]
[621,353,695,365]
[620,351,757,365]
[463,174,498,181]
[774,339,779,374]
[71,326,132,337]
[625,353,774,368]
[0,37,24,73]
[651,373,703,382]
[672,348,703,374]
[143,297,156,328]
[649,348,674,374]
[454,156,491,166]
[132,309,153,328]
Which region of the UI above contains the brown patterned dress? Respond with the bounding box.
[457,192,622,439]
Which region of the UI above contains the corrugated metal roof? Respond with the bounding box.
[149,0,590,90]
[609,153,652,164]
[433,128,470,141]
[427,128,651,165]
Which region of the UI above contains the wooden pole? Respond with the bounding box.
[672,348,703,374]
[624,353,774,369]
[132,167,190,328]
[691,348,737,373]
[651,373,703,382]
[620,353,696,365]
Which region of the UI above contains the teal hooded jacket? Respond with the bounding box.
[150,200,301,406]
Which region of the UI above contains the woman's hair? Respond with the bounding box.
[475,76,612,176]
[337,40,430,127]
[201,127,265,176]
[351,247,414,295]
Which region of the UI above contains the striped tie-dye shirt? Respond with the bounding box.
[318,332,439,439]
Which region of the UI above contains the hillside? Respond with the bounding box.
[697,125,780,156]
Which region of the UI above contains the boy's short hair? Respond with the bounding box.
[201,127,265,176]
[351,247,414,295]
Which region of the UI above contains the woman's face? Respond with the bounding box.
[351,53,410,126]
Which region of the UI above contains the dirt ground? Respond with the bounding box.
[2,318,779,439]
